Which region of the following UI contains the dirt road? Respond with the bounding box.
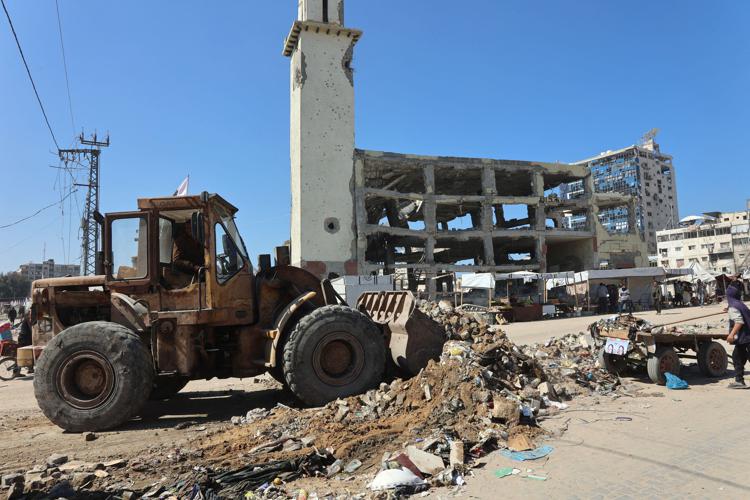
[0,375,284,479]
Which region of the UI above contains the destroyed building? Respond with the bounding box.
[284,0,647,296]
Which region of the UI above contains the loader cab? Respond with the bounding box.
[103,193,255,323]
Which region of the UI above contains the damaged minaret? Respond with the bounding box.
[284,0,361,278]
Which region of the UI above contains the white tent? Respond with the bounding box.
[683,261,717,283]
[496,271,539,281]
[460,272,495,290]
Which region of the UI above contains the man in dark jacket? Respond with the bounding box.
[7,306,16,325]
[726,285,750,389]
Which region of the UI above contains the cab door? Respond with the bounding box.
[104,211,156,294]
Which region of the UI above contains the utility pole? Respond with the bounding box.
[58,131,110,275]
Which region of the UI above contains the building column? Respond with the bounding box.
[285,0,361,278]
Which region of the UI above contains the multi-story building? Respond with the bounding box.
[562,133,679,253]
[656,211,750,274]
[17,259,80,281]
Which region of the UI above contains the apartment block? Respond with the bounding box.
[656,211,750,274]
[17,259,80,281]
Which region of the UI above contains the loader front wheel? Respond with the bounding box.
[34,321,154,432]
[283,305,385,407]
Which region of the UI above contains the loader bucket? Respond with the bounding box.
[357,291,446,376]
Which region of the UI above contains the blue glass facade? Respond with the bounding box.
[562,150,642,234]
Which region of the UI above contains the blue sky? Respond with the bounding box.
[1,0,748,272]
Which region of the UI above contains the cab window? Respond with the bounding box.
[110,217,148,279]
[158,218,173,264]
[215,223,244,283]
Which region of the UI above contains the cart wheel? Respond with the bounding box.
[598,348,627,375]
[0,357,19,381]
[647,346,680,385]
[697,341,727,377]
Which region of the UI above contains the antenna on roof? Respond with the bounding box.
[640,128,659,146]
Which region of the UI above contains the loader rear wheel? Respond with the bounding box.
[283,305,385,407]
[34,321,154,432]
[149,376,190,400]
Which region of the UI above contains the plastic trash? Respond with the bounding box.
[369,468,427,491]
[665,372,689,390]
[499,445,554,461]
[344,459,362,473]
[494,467,514,478]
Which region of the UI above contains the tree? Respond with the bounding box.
[0,273,32,300]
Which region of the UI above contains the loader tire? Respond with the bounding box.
[283,305,385,407]
[149,376,190,400]
[34,321,154,432]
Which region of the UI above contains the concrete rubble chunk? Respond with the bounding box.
[449,440,464,467]
[405,445,445,476]
[71,472,95,489]
[334,405,349,422]
[5,482,23,500]
[46,454,68,467]
[1,474,23,487]
[103,459,127,468]
[58,461,86,473]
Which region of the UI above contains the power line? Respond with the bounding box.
[0,0,60,149]
[54,0,75,135]
[0,189,78,230]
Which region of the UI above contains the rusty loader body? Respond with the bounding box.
[30,193,444,431]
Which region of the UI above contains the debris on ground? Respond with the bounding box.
[499,445,554,462]
[12,301,625,498]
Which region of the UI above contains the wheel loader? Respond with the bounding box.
[28,193,445,432]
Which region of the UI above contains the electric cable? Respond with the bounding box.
[54,0,75,135]
[0,189,78,229]
[1,0,61,149]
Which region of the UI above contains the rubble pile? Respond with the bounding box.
[140,301,621,497]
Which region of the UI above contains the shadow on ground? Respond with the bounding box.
[121,386,301,432]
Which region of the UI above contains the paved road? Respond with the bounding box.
[461,365,748,499]
[503,303,729,346]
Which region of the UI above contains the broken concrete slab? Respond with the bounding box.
[405,445,445,476]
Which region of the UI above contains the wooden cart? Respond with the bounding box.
[593,324,729,385]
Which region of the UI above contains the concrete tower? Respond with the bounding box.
[284,0,361,278]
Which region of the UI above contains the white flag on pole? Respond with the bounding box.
[173,176,189,196]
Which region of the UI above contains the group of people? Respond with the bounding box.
[595,282,634,314]
[1,304,32,350]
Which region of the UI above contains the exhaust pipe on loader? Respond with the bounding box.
[357,291,446,376]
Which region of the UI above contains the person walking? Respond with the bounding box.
[618,283,632,314]
[696,279,706,306]
[7,306,16,326]
[607,284,618,313]
[726,284,750,389]
[674,282,684,307]
[652,279,663,314]
[596,283,608,314]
